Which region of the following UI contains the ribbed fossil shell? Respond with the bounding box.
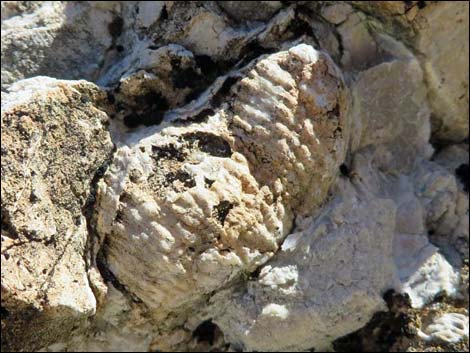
[95,44,350,315]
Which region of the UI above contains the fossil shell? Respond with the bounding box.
[95,44,350,315]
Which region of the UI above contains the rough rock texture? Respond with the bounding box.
[1,1,469,352]
[95,44,349,320]
[211,187,398,351]
[1,77,114,351]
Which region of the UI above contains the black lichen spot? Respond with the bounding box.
[193,320,217,345]
[29,191,39,203]
[116,44,124,53]
[213,201,233,225]
[165,170,196,188]
[160,5,168,20]
[339,163,350,177]
[108,16,124,38]
[327,103,340,119]
[417,1,426,9]
[204,177,215,188]
[1,209,19,240]
[455,163,469,192]
[184,132,232,157]
[151,144,185,161]
[334,126,343,138]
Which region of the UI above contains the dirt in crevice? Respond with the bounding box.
[332,290,417,352]
[333,283,470,352]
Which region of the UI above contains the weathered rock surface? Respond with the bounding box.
[95,44,349,320]
[1,1,468,352]
[211,187,398,351]
[1,77,114,351]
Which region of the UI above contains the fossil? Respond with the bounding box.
[95,44,350,316]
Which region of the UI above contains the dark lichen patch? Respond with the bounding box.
[1,208,19,240]
[213,201,233,225]
[165,170,196,188]
[455,163,469,192]
[175,55,236,105]
[108,16,124,38]
[151,144,186,162]
[327,103,340,119]
[204,177,215,188]
[183,132,232,157]
[193,320,218,345]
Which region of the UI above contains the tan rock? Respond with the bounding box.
[412,1,469,141]
[95,44,350,319]
[1,77,114,351]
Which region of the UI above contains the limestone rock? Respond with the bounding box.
[321,3,353,25]
[95,44,350,319]
[352,56,431,158]
[212,185,398,352]
[1,2,469,352]
[412,1,469,142]
[1,2,117,89]
[1,77,114,351]
[419,313,469,344]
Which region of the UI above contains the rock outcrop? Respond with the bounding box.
[1,77,114,351]
[1,1,468,352]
